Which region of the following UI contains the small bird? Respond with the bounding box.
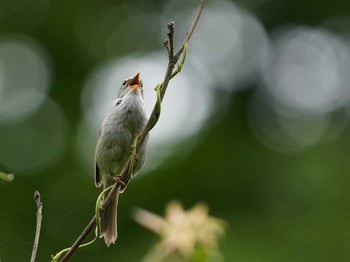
[94,72,148,246]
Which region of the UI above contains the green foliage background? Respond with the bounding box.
[1,0,350,261]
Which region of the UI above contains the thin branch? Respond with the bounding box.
[56,216,96,262]
[30,191,43,262]
[167,21,175,60]
[59,185,122,262]
[176,0,206,60]
[59,1,205,261]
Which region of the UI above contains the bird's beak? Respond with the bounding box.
[128,73,141,89]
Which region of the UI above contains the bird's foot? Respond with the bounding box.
[113,175,128,192]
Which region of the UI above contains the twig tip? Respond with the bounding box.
[34,191,41,201]
[34,191,42,209]
[167,21,175,30]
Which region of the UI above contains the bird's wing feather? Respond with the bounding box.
[95,162,102,187]
[95,129,103,187]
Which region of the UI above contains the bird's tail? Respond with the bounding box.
[100,189,119,247]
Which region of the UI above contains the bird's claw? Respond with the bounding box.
[113,175,128,192]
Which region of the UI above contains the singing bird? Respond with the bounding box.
[94,73,148,246]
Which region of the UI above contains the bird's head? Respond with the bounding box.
[118,72,143,98]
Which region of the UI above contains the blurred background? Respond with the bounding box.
[1,0,350,261]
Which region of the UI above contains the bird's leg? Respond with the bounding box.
[113,175,128,192]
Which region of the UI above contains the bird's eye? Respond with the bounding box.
[122,80,128,85]
[115,99,122,106]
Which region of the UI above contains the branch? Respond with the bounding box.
[30,191,43,262]
[175,0,206,60]
[58,1,205,261]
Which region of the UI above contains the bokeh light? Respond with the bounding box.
[0,35,52,122]
[188,0,269,91]
[249,26,350,152]
[263,27,350,115]
[0,34,67,174]
[0,98,68,174]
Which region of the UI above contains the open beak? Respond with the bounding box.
[128,73,141,89]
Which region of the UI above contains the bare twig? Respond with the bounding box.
[30,191,43,262]
[176,0,206,60]
[58,185,122,261]
[58,1,205,261]
[167,21,175,60]
[55,216,96,261]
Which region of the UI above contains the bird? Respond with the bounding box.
[94,72,148,246]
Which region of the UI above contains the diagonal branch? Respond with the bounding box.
[58,1,205,261]
[176,0,206,60]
